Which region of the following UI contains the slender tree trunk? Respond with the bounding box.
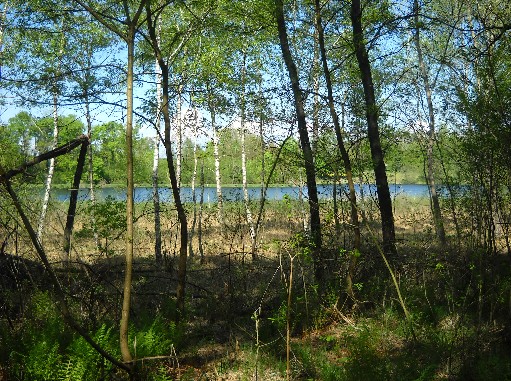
[70,1,147,372]
[209,92,223,225]
[437,141,462,246]
[315,0,360,251]
[146,4,188,315]
[413,0,446,247]
[251,73,266,256]
[198,157,205,262]
[188,108,199,258]
[239,52,257,257]
[298,173,308,233]
[311,26,320,155]
[332,169,341,237]
[81,38,100,251]
[259,106,265,207]
[314,0,360,297]
[176,84,183,189]
[120,30,136,364]
[37,90,59,242]
[84,98,99,251]
[63,141,88,261]
[38,19,66,243]
[275,0,323,284]
[153,49,162,262]
[350,0,396,257]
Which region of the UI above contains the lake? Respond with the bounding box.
[51,184,434,203]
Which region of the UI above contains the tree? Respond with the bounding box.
[73,0,147,366]
[144,0,195,316]
[412,0,446,246]
[275,0,323,284]
[350,0,396,257]
[152,19,163,262]
[8,5,69,242]
[314,0,360,297]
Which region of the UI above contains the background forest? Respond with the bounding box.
[0,0,510,380]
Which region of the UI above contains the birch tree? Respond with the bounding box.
[7,7,69,242]
[412,0,446,246]
[239,51,257,255]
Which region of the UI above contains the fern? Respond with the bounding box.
[64,324,117,381]
[151,366,174,381]
[135,317,176,358]
[24,340,62,381]
[57,359,85,381]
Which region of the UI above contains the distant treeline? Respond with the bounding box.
[1,111,460,187]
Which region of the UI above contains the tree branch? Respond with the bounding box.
[0,135,89,181]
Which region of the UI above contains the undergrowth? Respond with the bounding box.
[2,290,181,381]
[1,234,511,380]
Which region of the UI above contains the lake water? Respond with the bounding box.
[52,184,433,203]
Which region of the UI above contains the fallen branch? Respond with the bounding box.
[0,134,89,181]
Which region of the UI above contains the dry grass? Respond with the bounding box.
[3,194,435,264]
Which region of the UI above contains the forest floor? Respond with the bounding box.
[1,195,511,380]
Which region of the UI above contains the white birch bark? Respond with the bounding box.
[198,157,205,261]
[85,98,99,250]
[188,108,199,257]
[298,173,309,234]
[176,85,183,189]
[36,90,59,242]
[211,109,223,225]
[37,22,65,243]
[241,121,256,250]
[239,54,256,252]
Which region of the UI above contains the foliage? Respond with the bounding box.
[2,290,183,380]
[91,121,153,185]
[77,195,126,255]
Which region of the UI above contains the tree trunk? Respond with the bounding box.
[146,3,188,316]
[37,20,66,243]
[314,0,360,259]
[153,52,162,262]
[85,98,99,251]
[176,84,183,189]
[350,0,396,257]
[311,26,320,155]
[198,157,205,262]
[251,73,266,256]
[275,0,323,284]
[209,91,223,226]
[413,0,446,247]
[120,29,136,364]
[37,90,59,242]
[239,52,257,257]
[188,108,199,258]
[63,140,88,261]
